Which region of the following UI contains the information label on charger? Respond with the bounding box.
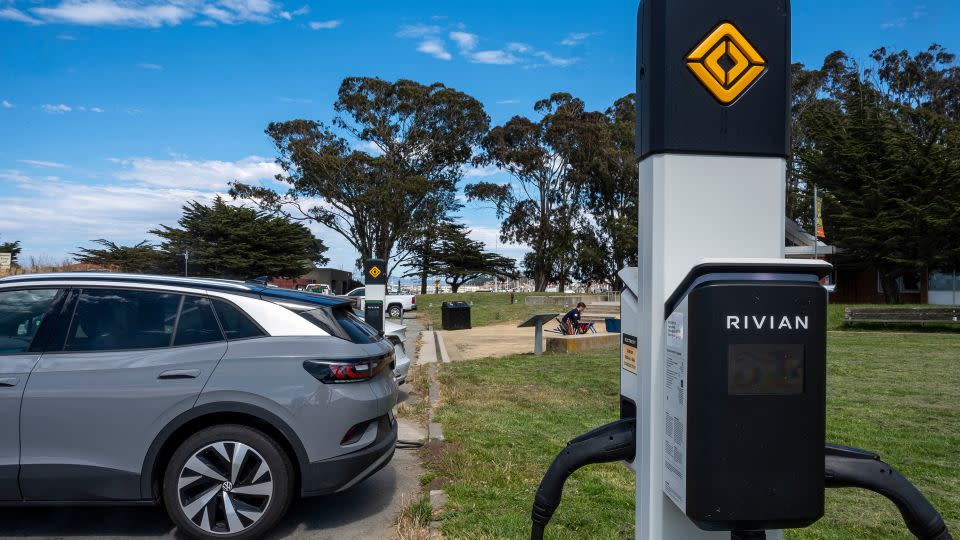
[663,307,687,512]
[622,334,638,374]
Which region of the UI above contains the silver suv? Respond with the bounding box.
[0,273,398,539]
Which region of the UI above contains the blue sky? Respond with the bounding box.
[1,0,957,278]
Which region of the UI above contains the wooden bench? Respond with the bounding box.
[844,307,960,325]
[546,332,620,354]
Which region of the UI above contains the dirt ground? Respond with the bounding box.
[439,322,609,361]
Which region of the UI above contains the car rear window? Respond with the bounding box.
[295,304,380,344]
[212,299,265,340]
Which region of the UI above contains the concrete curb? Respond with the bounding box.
[435,331,451,363]
[418,331,437,364]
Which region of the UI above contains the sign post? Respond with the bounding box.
[364,258,387,333]
[629,2,790,539]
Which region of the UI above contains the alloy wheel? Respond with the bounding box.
[177,441,274,535]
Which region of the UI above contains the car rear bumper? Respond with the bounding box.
[300,413,398,496]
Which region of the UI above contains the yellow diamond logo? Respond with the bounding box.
[369,265,382,279]
[686,22,766,105]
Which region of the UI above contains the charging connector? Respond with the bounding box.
[530,418,635,540]
[825,444,952,540]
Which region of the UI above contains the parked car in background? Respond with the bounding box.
[384,318,410,384]
[344,287,416,318]
[302,283,331,295]
[0,273,398,540]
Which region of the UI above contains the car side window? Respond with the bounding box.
[349,288,365,297]
[174,296,224,346]
[212,299,264,340]
[0,289,60,354]
[65,289,181,352]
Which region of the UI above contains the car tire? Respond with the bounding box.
[387,305,402,318]
[163,424,294,540]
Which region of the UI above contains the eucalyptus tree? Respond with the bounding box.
[231,77,489,276]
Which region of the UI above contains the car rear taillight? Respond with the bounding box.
[411,296,415,305]
[303,352,393,384]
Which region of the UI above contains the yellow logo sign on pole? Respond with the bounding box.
[368,265,382,279]
[686,22,766,104]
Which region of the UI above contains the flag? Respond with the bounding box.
[815,195,825,239]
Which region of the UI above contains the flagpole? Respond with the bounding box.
[813,185,818,259]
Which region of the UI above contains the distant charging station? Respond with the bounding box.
[364,258,386,334]
[531,1,951,539]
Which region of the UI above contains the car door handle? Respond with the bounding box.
[158,369,200,380]
[0,377,18,387]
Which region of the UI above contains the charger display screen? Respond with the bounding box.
[728,344,804,395]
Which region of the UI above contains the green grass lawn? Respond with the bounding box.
[416,292,576,328]
[426,332,959,539]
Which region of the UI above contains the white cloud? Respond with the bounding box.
[357,140,383,156]
[1,100,13,108]
[90,106,104,112]
[308,19,340,29]
[137,62,163,70]
[534,51,577,67]
[0,179,222,256]
[4,0,298,27]
[0,6,42,24]
[18,159,67,168]
[470,50,519,65]
[395,23,440,38]
[463,224,527,259]
[113,155,282,190]
[32,0,192,27]
[449,30,477,52]
[57,33,77,39]
[280,97,313,104]
[560,31,598,46]
[506,42,531,53]
[448,31,520,65]
[42,103,72,113]
[463,164,500,178]
[495,99,520,104]
[0,170,32,182]
[417,38,451,60]
[278,4,306,20]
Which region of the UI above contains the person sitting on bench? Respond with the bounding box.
[561,302,591,335]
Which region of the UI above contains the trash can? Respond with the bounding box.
[604,318,621,333]
[441,301,471,330]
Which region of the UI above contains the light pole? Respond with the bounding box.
[183,250,189,277]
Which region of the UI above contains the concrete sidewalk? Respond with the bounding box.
[439,322,610,361]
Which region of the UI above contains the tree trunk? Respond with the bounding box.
[878,269,902,304]
[419,235,430,295]
[534,270,548,292]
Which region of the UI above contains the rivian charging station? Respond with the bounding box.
[531,1,952,540]
[364,258,386,334]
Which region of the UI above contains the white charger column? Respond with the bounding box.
[363,258,387,333]
[633,1,791,539]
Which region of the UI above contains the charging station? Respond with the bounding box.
[531,1,952,539]
[364,258,386,334]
